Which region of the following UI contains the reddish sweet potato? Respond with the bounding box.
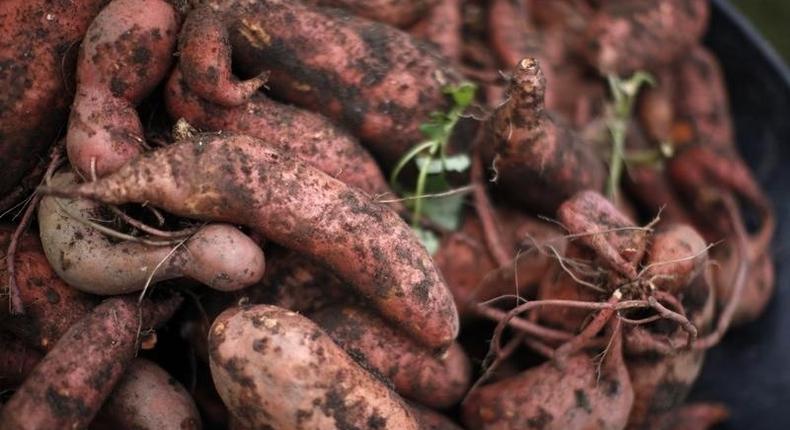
[408,0,462,61]
[462,326,633,430]
[713,244,775,325]
[38,171,265,295]
[580,0,709,74]
[664,403,729,430]
[0,0,108,202]
[43,133,459,350]
[310,305,471,409]
[213,0,463,165]
[642,224,708,294]
[165,68,395,197]
[305,0,439,27]
[66,0,178,177]
[93,358,201,430]
[483,58,605,214]
[410,403,464,430]
[0,295,181,430]
[208,304,420,429]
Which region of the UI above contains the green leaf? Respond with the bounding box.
[389,139,436,185]
[444,82,477,108]
[441,153,471,172]
[422,192,466,230]
[414,155,445,174]
[412,226,440,255]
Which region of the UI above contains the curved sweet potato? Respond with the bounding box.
[219,0,463,165]
[310,305,471,408]
[713,244,774,325]
[483,58,605,214]
[165,68,394,197]
[0,295,181,430]
[463,327,633,430]
[43,133,459,349]
[38,171,265,295]
[94,358,201,430]
[66,0,178,177]
[306,0,439,28]
[0,0,108,202]
[208,304,420,429]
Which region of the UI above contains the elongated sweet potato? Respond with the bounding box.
[0,0,108,203]
[66,0,178,177]
[38,171,265,295]
[210,0,462,165]
[408,0,462,61]
[462,326,633,430]
[165,68,395,197]
[0,295,181,430]
[483,58,605,214]
[42,133,459,349]
[209,304,420,429]
[310,305,471,409]
[305,0,439,27]
[93,358,201,430]
[713,244,774,325]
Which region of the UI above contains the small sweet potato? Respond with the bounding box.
[642,224,708,294]
[38,171,265,295]
[0,295,181,430]
[165,68,395,197]
[0,0,108,201]
[483,58,605,213]
[66,0,178,177]
[43,133,459,350]
[93,358,201,430]
[208,304,420,429]
[462,326,633,430]
[310,305,471,409]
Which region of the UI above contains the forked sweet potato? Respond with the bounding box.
[310,305,471,409]
[41,133,459,350]
[209,304,420,429]
[37,171,265,295]
[66,0,178,177]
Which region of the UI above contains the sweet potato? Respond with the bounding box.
[93,358,201,430]
[713,244,775,325]
[214,0,463,165]
[0,0,108,202]
[208,304,420,429]
[66,0,178,177]
[642,224,708,294]
[42,133,459,350]
[664,403,729,430]
[0,295,181,430]
[176,6,266,107]
[165,68,395,197]
[462,325,633,430]
[410,403,464,430]
[0,331,42,389]
[305,0,439,28]
[408,0,462,61]
[483,58,605,213]
[580,0,709,74]
[37,171,265,295]
[310,305,471,409]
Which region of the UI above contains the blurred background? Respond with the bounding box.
[731,0,790,63]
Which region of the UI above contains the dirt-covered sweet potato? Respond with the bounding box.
[66,0,178,177]
[38,171,265,295]
[165,68,395,197]
[208,304,420,429]
[93,358,201,430]
[462,326,633,430]
[305,0,439,28]
[42,133,459,350]
[0,295,181,430]
[408,0,462,61]
[0,0,109,204]
[483,58,605,214]
[410,403,464,430]
[208,0,463,165]
[310,305,471,409]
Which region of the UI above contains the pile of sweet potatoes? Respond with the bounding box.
[0,0,776,429]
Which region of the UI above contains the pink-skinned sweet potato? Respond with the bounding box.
[37,170,265,295]
[408,0,462,61]
[209,304,420,429]
[305,0,439,27]
[310,305,471,409]
[66,0,178,177]
[41,133,459,350]
[0,295,181,430]
[0,0,109,204]
[165,68,395,198]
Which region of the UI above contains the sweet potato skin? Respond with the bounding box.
[408,0,462,61]
[165,68,395,198]
[49,133,459,350]
[66,0,178,177]
[208,304,420,429]
[0,0,109,200]
[38,171,265,295]
[310,305,471,408]
[306,0,439,27]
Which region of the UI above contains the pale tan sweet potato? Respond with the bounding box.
[208,304,420,429]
